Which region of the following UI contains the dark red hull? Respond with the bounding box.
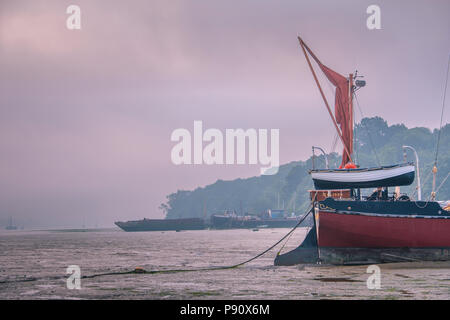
[317,210,450,248]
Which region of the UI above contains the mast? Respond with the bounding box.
[298,36,353,164]
[348,73,354,161]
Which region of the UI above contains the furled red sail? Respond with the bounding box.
[300,39,353,167]
[318,64,353,167]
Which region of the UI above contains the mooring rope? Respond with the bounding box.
[81,204,314,279]
[353,92,381,167]
[0,205,314,285]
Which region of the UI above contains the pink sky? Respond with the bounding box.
[0,0,449,228]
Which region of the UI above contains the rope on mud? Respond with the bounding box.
[81,204,314,279]
[0,205,314,285]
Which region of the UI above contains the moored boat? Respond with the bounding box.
[5,216,18,230]
[274,37,450,265]
[316,198,450,248]
[115,217,205,232]
[311,163,415,190]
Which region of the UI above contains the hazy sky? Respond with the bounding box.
[1,0,449,228]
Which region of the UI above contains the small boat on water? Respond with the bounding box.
[275,37,450,265]
[5,216,18,230]
[311,163,415,190]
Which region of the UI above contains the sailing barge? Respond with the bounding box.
[275,37,450,265]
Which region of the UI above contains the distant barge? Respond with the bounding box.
[115,218,205,232]
[115,214,303,232]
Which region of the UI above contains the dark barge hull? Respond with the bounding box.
[275,197,450,265]
[115,218,205,232]
[316,199,450,248]
[275,246,450,265]
[274,229,450,266]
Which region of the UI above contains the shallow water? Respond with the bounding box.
[0,228,449,299]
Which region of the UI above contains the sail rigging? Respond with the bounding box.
[298,37,353,167]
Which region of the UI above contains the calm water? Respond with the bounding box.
[0,228,449,299]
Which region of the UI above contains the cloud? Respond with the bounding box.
[0,0,449,227]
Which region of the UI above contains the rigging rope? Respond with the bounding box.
[435,171,450,195]
[330,132,339,154]
[434,54,450,166]
[408,161,434,198]
[353,92,381,167]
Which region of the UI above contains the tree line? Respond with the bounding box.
[160,117,450,219]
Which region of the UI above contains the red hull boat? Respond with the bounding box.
[274,37,450,265]
[317,210,450,248]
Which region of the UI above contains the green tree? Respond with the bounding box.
[161,117,450,219]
